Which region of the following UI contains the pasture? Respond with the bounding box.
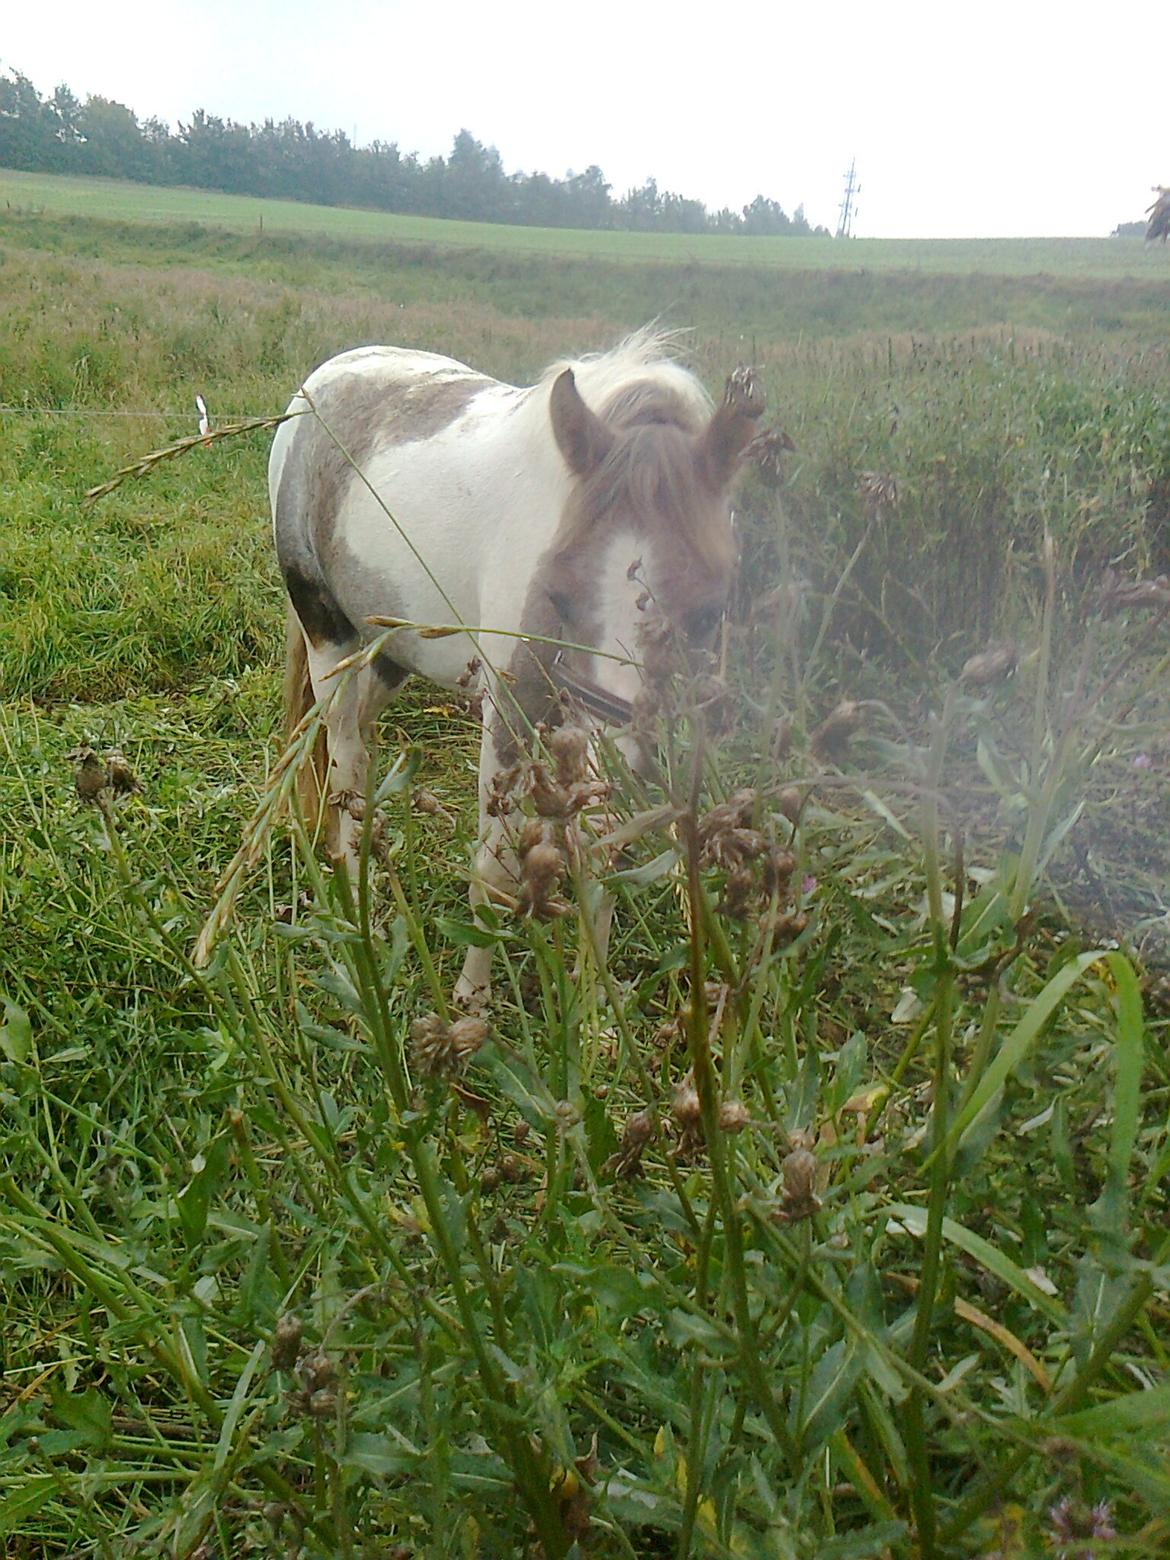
[1,181,1169,1558]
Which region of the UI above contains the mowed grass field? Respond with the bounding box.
[1,177,1169,1558]
[4,165,1169,278]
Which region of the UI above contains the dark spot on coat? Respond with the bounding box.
[283,560,354,648]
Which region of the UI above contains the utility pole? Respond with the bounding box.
[837,158,860,239]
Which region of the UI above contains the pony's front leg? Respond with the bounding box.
[454,721,520,1009]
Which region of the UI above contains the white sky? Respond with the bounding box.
[2,0,1162,238]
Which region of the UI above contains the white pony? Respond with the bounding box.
[271,332,764,1003]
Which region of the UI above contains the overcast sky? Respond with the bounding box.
[3,0,1162,238]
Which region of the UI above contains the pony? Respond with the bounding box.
[271,331,764,1004]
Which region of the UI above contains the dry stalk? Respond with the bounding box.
[83,411,303,506]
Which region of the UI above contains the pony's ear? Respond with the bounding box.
[700,366,766,488]
[549,368,614,477]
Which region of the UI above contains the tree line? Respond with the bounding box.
[0,67,830,237]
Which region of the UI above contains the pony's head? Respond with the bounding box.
[536,360,764,725]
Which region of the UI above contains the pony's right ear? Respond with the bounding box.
[549,368,614,477]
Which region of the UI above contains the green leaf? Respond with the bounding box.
[801,1338,863,1454]
[0,998,32,1064]
[887,1204,1067,1325]
[1099,951,1144,1221]
[175,1133,232,1248]
[436,915,500,949]
[947,949,1107,1156]
[606,847,679,888]
[49,1386,111,1450]
[0,1478,56,1534]
[1056,1379,1170,1436]
[373,746,422,803]
[818,1522,911,1559]
[343,1430,417,1478]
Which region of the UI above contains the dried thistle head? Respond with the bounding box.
[769,907,809,945]
[518,839,569,919]
[747,424,796,487]
[859,470,898,517]
[636,610,682,690]
[104,750,140,795]
[718,1100,750,1134]
[486,763,524,817]
[270,1312,303,1371]
[72,748,108,803]
[811,700,864,761]
[960,640,1019,686]
[761,848,796,900]
[717,865,756,919]
[411,786,455,825]
[777,1138,821,1222]
[776,786,804,825]
[528,761,573,820]
[410,1013,488,1079]
[548,724,590,788]
[672,1081,705,1158]
[603,1107,655,1178]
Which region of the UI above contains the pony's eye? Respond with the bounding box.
[549,590,573,626]
[687,606,721,643]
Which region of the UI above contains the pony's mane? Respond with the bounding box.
[542,330,733,581]
[544,328,713,433]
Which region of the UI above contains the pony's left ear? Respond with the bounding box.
[701,367,766,488]
[550,368,614,477]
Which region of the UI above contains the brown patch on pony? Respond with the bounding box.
[286,368,487,556]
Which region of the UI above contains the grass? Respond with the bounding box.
[1,204,1168,1557]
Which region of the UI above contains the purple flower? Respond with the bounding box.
[801,875,818,897]
[1133,753,1153,770]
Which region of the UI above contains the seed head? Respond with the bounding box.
[778,1143,821,1222]
[776,786,803,824]
[747,424,796,487]
[300,1351,336,1392]
[718,1100,751,1134]
[519,840,568,919]
[762,848,796,899]
[104,750,140,795]
[811,700,864,761]
[859,470,898,517]
[548,724,590,787]
[959,640,1019,687]
[672,1084,702,1128]
[529,761,571,819]
[271,1313,303,1371]
[717,865,756,919]
[411,786,454,824]
[410,1013,487,1079]
[604,1107,655,1178]
[73,748,108,803]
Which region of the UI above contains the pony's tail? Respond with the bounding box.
[284,608,328,836]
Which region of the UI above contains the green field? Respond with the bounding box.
[5,165,1170,279]
[1,185,1169,1558]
